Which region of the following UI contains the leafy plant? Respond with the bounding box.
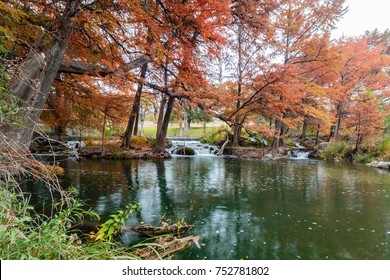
[0,180,145,260]
[131,136,149,147]
[318,141,353,161]
[200,126,227,145]
[378,135,390,161]
[94,202,141,241]
[353,152,375,164]
[246,131,269,147]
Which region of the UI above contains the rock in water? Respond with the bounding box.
[368,161,390,170]
[174,147,195,155]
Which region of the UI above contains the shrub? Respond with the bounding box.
[378,135,390,161]
[353,152,375,164]
[246,132,269,147]
[131,136,149,147]
[111,150,133,159]
[318,141,353,161]
[200,126,227,145]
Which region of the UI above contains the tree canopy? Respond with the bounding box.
[0,0,389,155]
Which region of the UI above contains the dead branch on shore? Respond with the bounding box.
[133,235,200,260]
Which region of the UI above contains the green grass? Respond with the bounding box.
[0,181,154,260]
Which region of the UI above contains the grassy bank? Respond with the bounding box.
[0,180,146,260]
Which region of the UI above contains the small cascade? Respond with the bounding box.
[287,141,311,159]
[167,140,219,156]
[294,142,305,149]
[288,150,311,159]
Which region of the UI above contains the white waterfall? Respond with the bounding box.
[167,140,219,156]
[288,150,310,159]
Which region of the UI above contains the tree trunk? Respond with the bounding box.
[79,127,83,151]
[355,132,362,152]
[156,94,167,138]
[183,110,189,137]
[54,126,63,141]
[315,125,320,146]
[179,115,183,137]
[101,106,108,157]
[3,0,81,148]
[134,107,140,137]
[233,23,243,148]
[232,122,242,147]
[217,131,230,156]
[333,103,343,141]
[334,117,341,141]
[272,120,286,151]
[122,63,148,148]
[139,109,145,136]
[300,119,308,140]
[153,96,175,154]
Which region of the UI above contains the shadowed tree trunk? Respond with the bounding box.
[122,63,148,148]
[272,119,286,151]
[101,105,108,157]
[153,95,176,154]
[315,124,320,146]
[2,0,150,149]
[333,102,344,141]
[1,0,82,149]
[300,119,308,140]
[156,94,167,138]
[3,8,76,148]
[232,122,242,147]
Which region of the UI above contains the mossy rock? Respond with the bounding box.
[174,147,195,155]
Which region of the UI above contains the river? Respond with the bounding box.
[25,156,390,260]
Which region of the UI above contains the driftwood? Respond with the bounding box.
[69,222,199,259]
[71,222,193,238]
[133,235,200,260]
[128,223,193,237]
[29,137,76,157]
[217,138,230,156]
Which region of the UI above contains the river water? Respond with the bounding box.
[26,156,390,260]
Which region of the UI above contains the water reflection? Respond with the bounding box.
[25,157,390,259]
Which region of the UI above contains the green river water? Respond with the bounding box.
[26,156,390,260]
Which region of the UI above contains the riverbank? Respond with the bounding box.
[77,145,281,160]
[76,144,389,171]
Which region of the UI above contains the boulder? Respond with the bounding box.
[174,147,195,155]
[262,153,273,160]
[367,161,390,170]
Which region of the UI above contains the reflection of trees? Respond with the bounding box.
[61,160,129,218]
[27,158,390,259]
[155,159,175,219]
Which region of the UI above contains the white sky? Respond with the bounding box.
[332,0,390,38]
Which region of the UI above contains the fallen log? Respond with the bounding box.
[133,235,200,260]
[70,222,193,238]
[128,223,193,237]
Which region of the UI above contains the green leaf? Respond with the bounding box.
[107,226,115,237]
[10,228,19,244]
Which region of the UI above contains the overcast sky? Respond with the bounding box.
[332,0,389,38]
